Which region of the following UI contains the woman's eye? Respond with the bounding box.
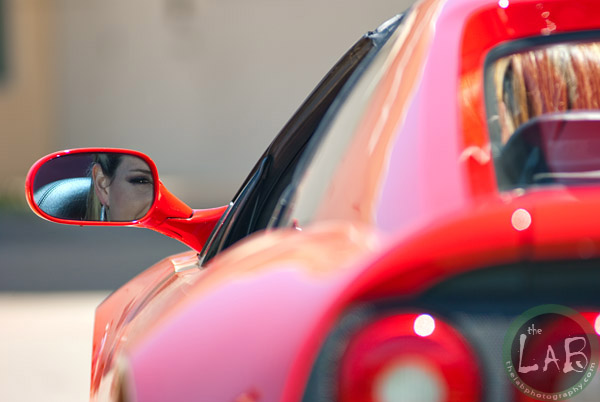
[128,176,152,185]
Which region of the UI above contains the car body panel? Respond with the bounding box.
[94,222,383,401]
[110,187,600,401]
[91,251,198,397]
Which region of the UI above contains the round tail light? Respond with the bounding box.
[338,312,481,402]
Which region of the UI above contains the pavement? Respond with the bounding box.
[0,209,191,401]
[0,292,108,402]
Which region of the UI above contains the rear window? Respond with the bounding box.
[485,34,600,190]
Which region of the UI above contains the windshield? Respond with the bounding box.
[270,15,407,229]
[199,14,404,265]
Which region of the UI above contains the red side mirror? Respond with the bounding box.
[26,148,226,251]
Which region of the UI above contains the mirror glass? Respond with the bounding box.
[32,152,155,222]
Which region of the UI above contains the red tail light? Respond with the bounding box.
[338,313,481,402]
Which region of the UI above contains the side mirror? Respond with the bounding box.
[29,150,157,222]
[26,148,227,251]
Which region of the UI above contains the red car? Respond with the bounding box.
[25,0,600,401]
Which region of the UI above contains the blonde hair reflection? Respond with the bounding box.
[494,42,600,143]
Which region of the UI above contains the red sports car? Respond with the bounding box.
[25,0,600,401]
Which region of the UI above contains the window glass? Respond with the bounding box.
[199,14,404,264]
[486,37,600,189]
[271,15,407,228]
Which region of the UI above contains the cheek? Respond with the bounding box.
[116,185,152,210]
[109,183,130,209]
[108,181,153,214]
[130,187,154,219]
[133,187,153,205]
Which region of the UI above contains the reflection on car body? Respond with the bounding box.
[24,0,600,401]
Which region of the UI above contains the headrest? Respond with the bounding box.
[500,111,600,187]
[34,177,91,220]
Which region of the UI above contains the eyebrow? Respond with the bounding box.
[128,169,152,175]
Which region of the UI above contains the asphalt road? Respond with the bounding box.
[0,292,107,402]
[0,209,190,291]
[0,210,192,401]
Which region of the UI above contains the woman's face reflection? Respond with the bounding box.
[93,155,154,221]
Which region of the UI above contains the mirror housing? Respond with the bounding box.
[25,148,226,252]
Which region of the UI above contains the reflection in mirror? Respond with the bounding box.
[33,153,155,222]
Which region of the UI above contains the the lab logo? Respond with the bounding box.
[503,305,598,400]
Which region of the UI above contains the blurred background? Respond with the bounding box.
[0,0,413,400]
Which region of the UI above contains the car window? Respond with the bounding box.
[199,14,404,265]
[484,33,600,190]
[268,14,408,229]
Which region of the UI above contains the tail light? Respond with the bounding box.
[338,313,481,402]
[302,261,600,401]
